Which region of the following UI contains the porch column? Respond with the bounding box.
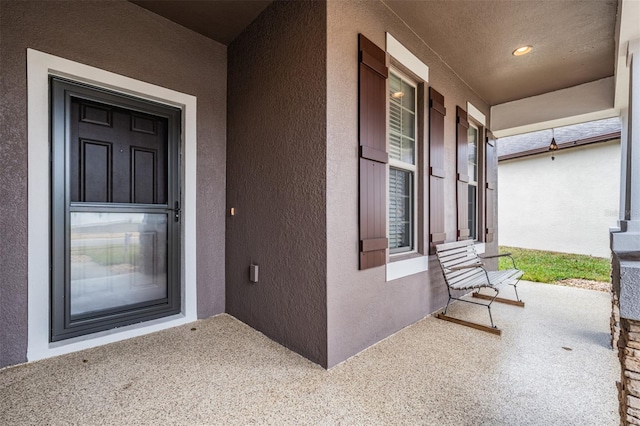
[613,38,640,317]
[612,38,640,426]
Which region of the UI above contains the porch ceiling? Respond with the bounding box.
[131,0,272,45]
[384,0,618,105]
[131,0,618,108]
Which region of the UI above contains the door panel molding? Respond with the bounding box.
[79,139,113,202]
[131,147,159,204]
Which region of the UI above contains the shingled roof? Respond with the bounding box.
[497,117,621,161]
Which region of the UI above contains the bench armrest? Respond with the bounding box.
[479,253,517,269]
[479,253,511,259]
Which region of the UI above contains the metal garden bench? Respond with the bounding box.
[435,240,524,335]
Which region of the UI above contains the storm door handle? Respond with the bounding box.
[168,201,181,222]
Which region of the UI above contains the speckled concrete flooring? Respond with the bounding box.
[1,281,619,425]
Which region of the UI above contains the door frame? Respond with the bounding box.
[27,49,198,361]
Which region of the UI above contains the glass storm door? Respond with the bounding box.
[50,78,181,341]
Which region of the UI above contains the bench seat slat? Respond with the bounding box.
[449,269,523,290]
[438,244,475,255]
[487,269,523,285]
[442,254,478,267]
[437,244,474,255]
[436,239,479,251]
[446,267,485,284]
[444,257,481,271]
[438,250,473,261]
[446,264,483,280]
[450,273,491,290]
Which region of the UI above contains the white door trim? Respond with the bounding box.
[27,49,198,361]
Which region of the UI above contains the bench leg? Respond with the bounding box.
[442,284,454,316]
[443,294,452,315]
[512,279,522,303]
[437,287,500,332]
[487,304,495,328]
[486,288,498,329]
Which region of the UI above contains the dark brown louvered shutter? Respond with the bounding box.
[485,131,497,243]
[456,106,470,240]
[428,88,446,254]
[358,34,388,270]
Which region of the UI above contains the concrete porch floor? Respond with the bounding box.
[0,281,619,425]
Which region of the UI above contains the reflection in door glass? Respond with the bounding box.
[70,212,168,316]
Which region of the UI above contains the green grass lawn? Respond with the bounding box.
[498,246,610,283]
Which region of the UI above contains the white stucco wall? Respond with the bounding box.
[498,139,620,258]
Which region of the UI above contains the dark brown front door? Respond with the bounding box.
[50,78,182,341]
[69,98,168,205]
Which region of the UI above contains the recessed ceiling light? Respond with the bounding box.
[513,45,533,56]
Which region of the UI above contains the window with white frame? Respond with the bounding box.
[467,123,479,240]
[388,70,417,254]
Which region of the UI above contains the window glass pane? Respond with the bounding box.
[389,168,412,251]
[401,136,415,164]
[389,73,402,97]
[389,102,402,136]
[401,111,415,139]
[70,212,168,316]
[467,124,479,240]
[389,107,402,161]
[389,72,416,165]
[401,80,415,113]
[467,125,478,183]
[468,185,477,240]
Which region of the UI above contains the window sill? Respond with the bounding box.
[389,251,421,263]
[386,253,428,282]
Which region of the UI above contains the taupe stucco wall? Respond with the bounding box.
[326,0,497,367]
[0,1,227,368]
[226,1,328,366]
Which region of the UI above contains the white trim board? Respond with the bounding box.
[386,33,429,82]
[27,49,198,362]
[386,256,429,281]
[492,109,620,138]
[490,77,616,136]
[467,102,486,126]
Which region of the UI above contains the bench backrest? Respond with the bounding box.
[435,240,485,288]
